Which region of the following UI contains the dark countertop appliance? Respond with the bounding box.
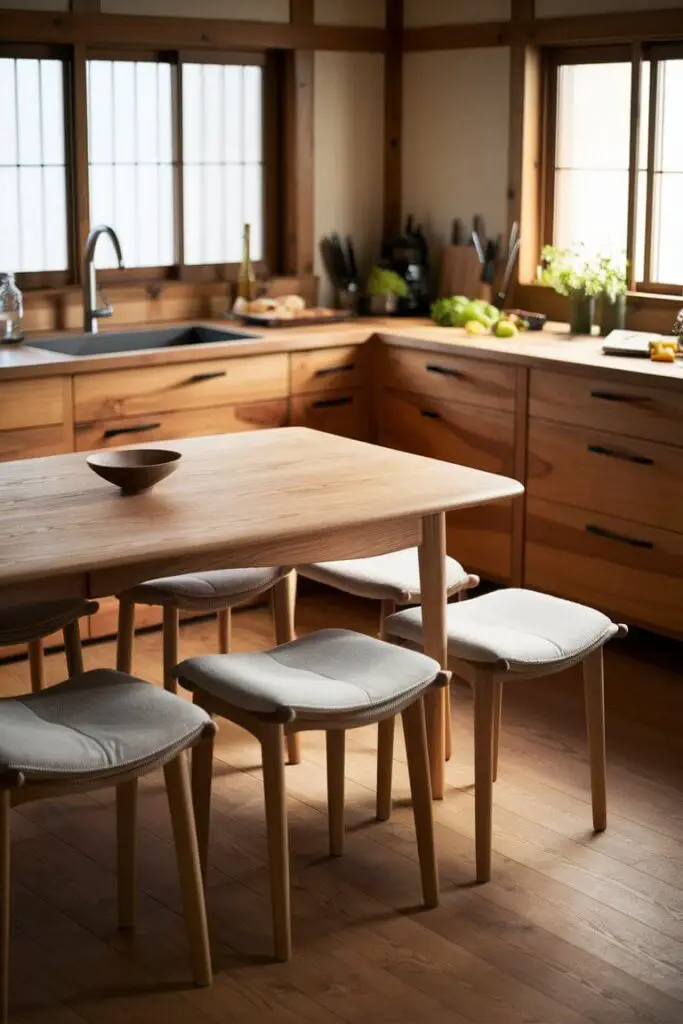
[380,216,429,315]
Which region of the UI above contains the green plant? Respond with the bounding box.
[537,244,601,298]
[594,252,627,303]
[367,266,409,299]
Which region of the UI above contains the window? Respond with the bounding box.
[0,56,68,277]
[182,60,264,266]
[87,58,176,270]
[545,46,683,292]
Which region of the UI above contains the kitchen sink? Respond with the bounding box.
[26,324,262,357]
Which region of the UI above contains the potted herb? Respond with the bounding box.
[537,244,600,335]
[595,252,627,337]
[367,266,408,314]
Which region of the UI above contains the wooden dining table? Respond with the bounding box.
[0,427,523,798]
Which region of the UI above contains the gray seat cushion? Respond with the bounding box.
[122,567,288,611]
[176,628,444,721]
[0,600,98,646]
[0,670,212,780]
[299,548,477,604]
[385,589,620,673]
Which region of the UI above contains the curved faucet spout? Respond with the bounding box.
[83,224,125,333]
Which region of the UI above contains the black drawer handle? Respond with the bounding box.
[103,422,161,439]
[315,363,355,376]
[587,444,654,466]
[312,396,353,409]
[426,363,465,379]
[590,390,634,403]
[586,523,654,550]
[187,370,227,384]
[420,409,441,420]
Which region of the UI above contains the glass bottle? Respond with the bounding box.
[236,223,257,302]
[0,273,24,342]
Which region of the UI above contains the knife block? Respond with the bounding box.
[439,245,493,302]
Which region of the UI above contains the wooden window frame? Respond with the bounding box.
[541,41,683,299]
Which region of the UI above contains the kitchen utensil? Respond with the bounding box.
[471,231,485,264]
[493,238,521,309]
[345,235,358,284]
[473,214,487,248]
[504,308,547,331]
[439,245,487,300]
[451,218,464,245]
[481,240,498,284]
[319,237,346,291]
[87,448,181,495]
[507,221,519,259]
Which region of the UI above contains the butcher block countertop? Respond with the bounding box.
[1,317,682,390]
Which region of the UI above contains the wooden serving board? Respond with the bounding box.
[237,310,355,329]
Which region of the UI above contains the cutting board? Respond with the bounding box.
[439,245,492,301]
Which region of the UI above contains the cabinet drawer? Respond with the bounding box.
[527,420,683,533]
[525,497,683,634]
[0,376,66,430]
[74,353,289,422]
[381,345,515,412]
[447,503,512,583]
[290,346,364,395]
[529,368,683,444]
[291,390,365,439]
[378,389,515,475]
[0,424,71,462]
[75,399,289,451]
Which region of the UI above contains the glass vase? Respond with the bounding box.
[598,293,626,337]
[569,291,595,336]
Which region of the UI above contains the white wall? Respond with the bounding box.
[314,51,385,304]
[101,0,289,19]
[314,0,385,27]
[402,47,510,266]
[537,0,682,13]
[404,0,511,26]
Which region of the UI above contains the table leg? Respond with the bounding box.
[417,512,447,800]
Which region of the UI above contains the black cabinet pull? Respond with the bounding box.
[103,422,161,439]
[420,409,441,420]
[585,524,654,550]
[426,363,465,379]
[587,444,653,466]
[187,370,227,384]
[590,390,634,403]
[315,363,355,376]
[312,396,353,409]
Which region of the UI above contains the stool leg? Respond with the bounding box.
[583,648,607,832]
[473,669,495,883]
[417,513,447,800]
[261,724,291,961]
[217,608,231,654]
[116,597,136,674]
[402,697,438,908]
[116,780,137,930]
[163,606,180,693]
[376,717,395,822]
[326,730,345,857]
[27,638,44,693]
[63,619,83,678]
[492,681,503,783]
[444,681,453,763]
[0,790,10,1024]
[164,752,212,986]
[272,574,300,767]
[191,721,215,881]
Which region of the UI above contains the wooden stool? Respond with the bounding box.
[0,668,216,1023]
[384,588,627,882]
[0,599,98,693]
[116,568,299,763]
[176,627,449,961]
[298,548,478,813]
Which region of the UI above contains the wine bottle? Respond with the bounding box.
[236,223,257,301]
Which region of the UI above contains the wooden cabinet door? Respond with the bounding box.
[379,344,516,412]
[291,345,364,396]
[291,390,365,439]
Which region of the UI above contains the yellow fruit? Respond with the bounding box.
[465,320,487,336]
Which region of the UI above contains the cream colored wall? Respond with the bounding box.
[402,47,510,268]
[404,0,511,25]
[314,51,385,305]
[537,0,682,13]
[314,0,385,27]
[101,0,289,19]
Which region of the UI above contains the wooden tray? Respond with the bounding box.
[236,309,355,329]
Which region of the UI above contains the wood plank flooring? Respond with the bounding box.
[1,591,681,1024]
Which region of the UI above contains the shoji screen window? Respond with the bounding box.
[0,54,69,282]
[182,58,264,266]
[87,57,176,270]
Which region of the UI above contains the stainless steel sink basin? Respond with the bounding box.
[26,324,261,357]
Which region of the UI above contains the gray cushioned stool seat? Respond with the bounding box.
[299,548,477,604]
[0,669,211,780]
[177,628,444,721]
[385,588,619,673]
[123,567,287,611]
[0,599,98,646]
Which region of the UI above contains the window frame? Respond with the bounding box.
[541,41,683,298]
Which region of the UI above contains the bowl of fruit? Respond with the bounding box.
[430,296,539,339]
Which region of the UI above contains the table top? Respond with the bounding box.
[0,428,523,591]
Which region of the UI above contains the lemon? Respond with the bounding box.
[495,319,518,339]
[465,320,487,336]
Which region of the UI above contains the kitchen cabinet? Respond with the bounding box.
[0,376,72,462]
[290,345,367,439]
[291,390,366,439]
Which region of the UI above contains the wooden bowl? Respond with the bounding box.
[87,448,181,495]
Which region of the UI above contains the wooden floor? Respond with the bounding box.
[1,591,682,1024]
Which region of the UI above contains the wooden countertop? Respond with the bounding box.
[1,316,682,390]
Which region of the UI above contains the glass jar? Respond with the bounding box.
[0,273,24,342]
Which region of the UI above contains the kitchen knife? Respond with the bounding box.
[471,231,485,264]
[345,235,358,284]
[451,218,464,245]
[493,238,521,309]
[473,214,487,248]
